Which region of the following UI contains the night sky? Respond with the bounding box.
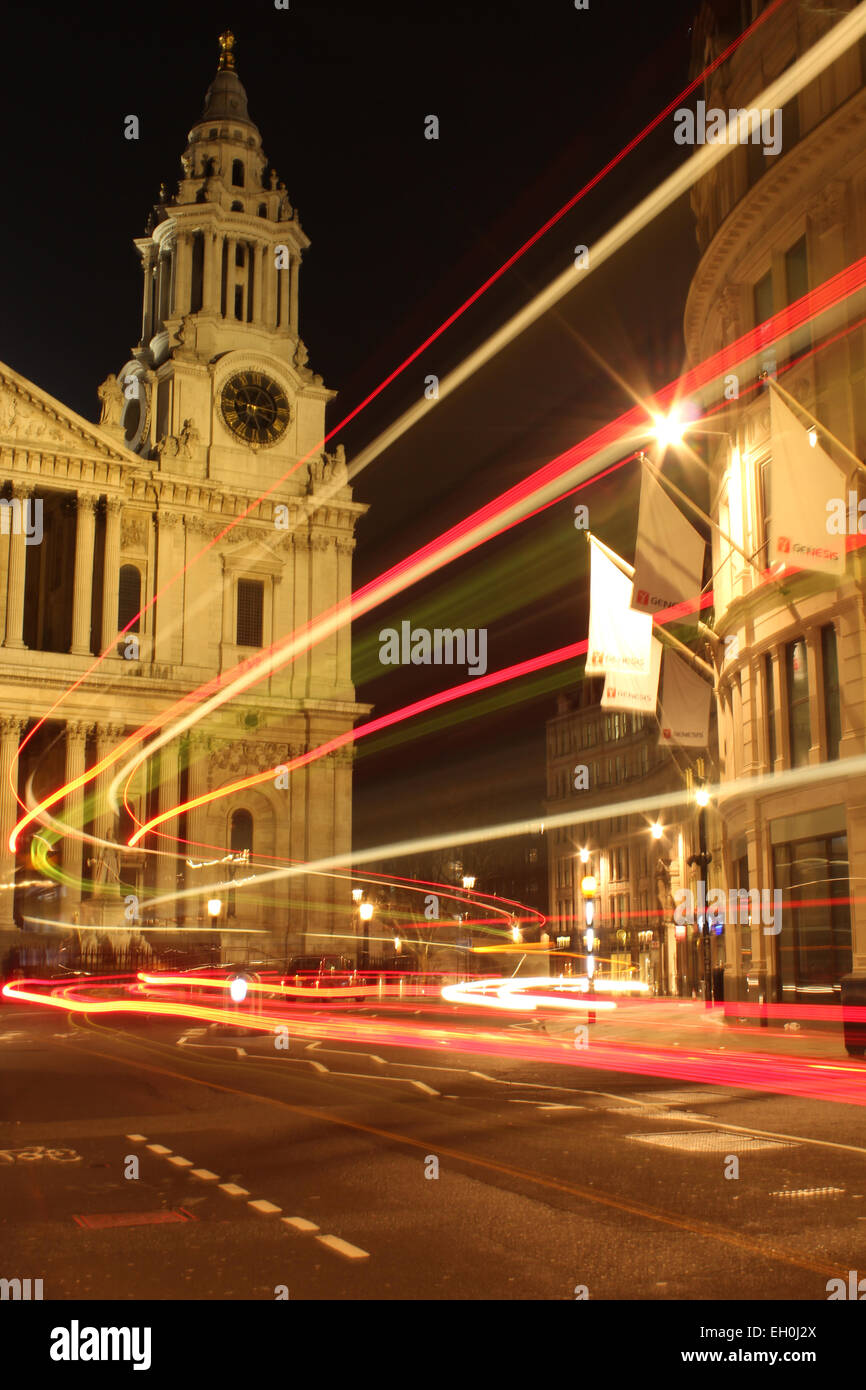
[4,0,704,852]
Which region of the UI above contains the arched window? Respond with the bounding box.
[117,565,141,633]
[230,809,253,854]
[228,809,253,918]
[232,159,244,187]
[195,188,207,204]
[231,200,243,212]
[258,203,267,217]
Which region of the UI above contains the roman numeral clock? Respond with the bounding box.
[219,370,291,447]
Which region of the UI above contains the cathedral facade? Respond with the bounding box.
[0,32,367,964]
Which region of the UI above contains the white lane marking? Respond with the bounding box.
[146,1144,172,1155]
[316,1234,370,1261]
[248,1199,282,1214]
[125,1134,147,1143]
[191,1168,220,1182]
[282,1216,319,1234]
[236,1048,247,1057]
[167,1156,193,1167]
[410,1080,440,1096]
[305,1042,321,1051]
[308,1061,329,1074]
[218,1182,249,1197]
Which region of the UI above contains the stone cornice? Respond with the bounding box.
[684,89,866,362]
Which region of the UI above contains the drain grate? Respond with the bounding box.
[627,1131,797,1153]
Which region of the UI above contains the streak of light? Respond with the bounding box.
[3,0,789,806]
[121,257,866,848]
[16,248,866,857]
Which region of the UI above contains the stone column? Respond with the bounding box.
[202,231,217,313]
[185,735,211,927]
[3,483,30,650]
[62,722,90,909]
[174,233,192,318]
[90,723,127,899]
[141,246,157,343]
[100,499,122,654]
[805,628,824,764]
[252,242,264,323]
[70,493,97,656]
[289,255,300,335]
[0,716,25,934]
[155,740,181,914]
[223,236,235,317]
[281,261,291,332]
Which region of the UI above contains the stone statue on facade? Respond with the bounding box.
[97,374,124,429]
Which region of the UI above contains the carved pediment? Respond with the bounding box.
[0,365,134,461]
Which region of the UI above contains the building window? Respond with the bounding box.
[765,653,777,769]
[822,625,841,760]
[786,638,811,767]
[228,808,253,918]
[236,579,264,647]
[117,565,141,633]
[258,203,267,217]
[232,159,245,187]
[785,235,810,345]
[773,832,851,997]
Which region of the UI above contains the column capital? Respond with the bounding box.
[95,722,127,742]
[0,715,25,740]
[65,720,93,744]
[76,491,99,514]
[105,496,124,518]
[11,480,32,500]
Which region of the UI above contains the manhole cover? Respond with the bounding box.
[627,1131,797,1153]
[73,1209,195,1229]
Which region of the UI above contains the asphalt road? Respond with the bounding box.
[2,994,865,1302]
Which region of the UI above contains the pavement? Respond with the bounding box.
[1,993,865,1301]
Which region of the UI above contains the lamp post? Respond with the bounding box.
[359,899,374,969]
[580,874,597,1018]
[689,785,714,1008]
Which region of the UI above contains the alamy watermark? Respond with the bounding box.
[379,622,487,677]
[0,497,42,545]
[674,101,782,157]
[674,883,782,936]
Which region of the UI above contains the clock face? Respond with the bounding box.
[220,371,291,447]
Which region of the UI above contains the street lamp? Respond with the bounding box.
[461,874,476,891]
[359,899,374,969]
[351,887,363,904]
[650,821,664,841]
[579,847,590,864]
[207,897,221,931]
[688,783,714,1007]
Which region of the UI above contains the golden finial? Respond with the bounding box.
[218,29,236,71]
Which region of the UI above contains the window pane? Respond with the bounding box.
[822,625,841,759]
[765,653,777,768]
[118,565,141,632]
[237,579,264,647]
[786,638,810,767]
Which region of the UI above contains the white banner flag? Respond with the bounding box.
[585,537,653,677]
[631,464,705,622]
[768,390,846,576]
[657,649,712,747]
[602,636,662,712]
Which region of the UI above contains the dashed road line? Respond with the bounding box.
[146,1143,172,1155]
[316,1233,370,1261]
[248,1198,282,1215]
[166,1155,193,1167]
[191,1168,220,1182]
[218,1182,250,1198]
[282,1216,319,1234]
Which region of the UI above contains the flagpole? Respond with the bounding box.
[638,455,759,574]
[767,376,866,479]
[585,533,715,682]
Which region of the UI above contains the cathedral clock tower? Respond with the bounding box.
[99,31,369,956]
